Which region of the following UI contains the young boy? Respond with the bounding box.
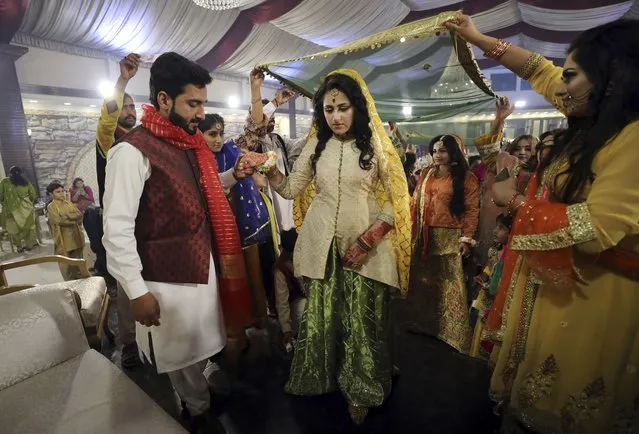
[46,182,85,280]
[469,213,512,360]
[273,229,306,353]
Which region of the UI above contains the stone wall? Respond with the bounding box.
[25,109,298,197]
[26,110,98,196]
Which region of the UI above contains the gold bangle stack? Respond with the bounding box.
[518,53,544,80]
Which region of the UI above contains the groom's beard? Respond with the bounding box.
[169,107,199,135]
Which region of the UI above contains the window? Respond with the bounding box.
[490,73,517,91]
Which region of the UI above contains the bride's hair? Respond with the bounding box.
[310,74,374,174]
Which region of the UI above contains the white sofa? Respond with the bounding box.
[0,283,186,434]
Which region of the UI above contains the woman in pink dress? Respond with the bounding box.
[69,178,95,213]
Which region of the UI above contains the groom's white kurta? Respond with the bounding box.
[103,142,237,373]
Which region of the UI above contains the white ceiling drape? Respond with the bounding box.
[472,0,522,34]
[216,23,324,74]
[399,0,463,11]
[18,0,239,59]
[271,0,410,48]
[519,1,634,30]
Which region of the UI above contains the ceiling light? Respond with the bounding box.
[64,102,72,106]
[191,0,254,11]
[98,81,114,98]
[27,128,32,136]
[228,95,240,109]
[402,106,412,116]
[400,37,406,43]
[514,100,527,108]
[89,104,97,108]
[29,100,38,103]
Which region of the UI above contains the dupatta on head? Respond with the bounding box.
[292,69,412,296]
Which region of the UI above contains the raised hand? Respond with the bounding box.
[495,96,514,120]
[444,14,483,45]
[119,53,141,81]
[275,88,296,106]
[250,68,265,89]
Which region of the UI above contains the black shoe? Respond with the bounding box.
[121,343,142,369]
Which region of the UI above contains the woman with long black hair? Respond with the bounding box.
[264,69,411,424]
[447,15,639,432]
[405,134,479,353]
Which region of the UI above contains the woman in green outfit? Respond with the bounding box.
[264,69,411,424]
[0,166,37,252]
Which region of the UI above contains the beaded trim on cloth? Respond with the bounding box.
[258,10,495,100]
[518,53,545,81]
[510,202,596,251]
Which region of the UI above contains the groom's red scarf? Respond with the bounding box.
[141,105,253,330]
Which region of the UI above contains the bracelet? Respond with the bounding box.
[518,53,544,80]
[459,237,477,247]
[357,237,373,252]
[483,39,512,60]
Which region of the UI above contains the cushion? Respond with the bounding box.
[0,284,88,391]
[66,277,107,328]
[0,349,186,433]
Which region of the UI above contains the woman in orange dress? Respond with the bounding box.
[406,134,479,353]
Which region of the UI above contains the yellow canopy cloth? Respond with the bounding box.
[293,69,412,296]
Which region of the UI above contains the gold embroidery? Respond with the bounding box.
[567,202,597,245]
[511,227,577,251]
[518,355,559,409]
[518,53,544,80]
[510,203,596,251]
[514,275,539,363]
[560,377,607,433]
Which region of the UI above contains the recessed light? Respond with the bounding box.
[400,37,406,43]
[89,104,97,108]
[64,102,72,106]
[98,81,114,98]
[228,96,240,109]
[29,100,38,103]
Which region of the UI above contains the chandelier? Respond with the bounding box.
[191,0,254,10]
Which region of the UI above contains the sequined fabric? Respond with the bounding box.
[405,228,471,353]
[285,241,392,407]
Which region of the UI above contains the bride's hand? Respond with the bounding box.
[444,14,483,45]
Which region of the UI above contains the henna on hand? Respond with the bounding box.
[360,220,393,249]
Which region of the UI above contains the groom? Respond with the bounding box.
[103,52,254,432]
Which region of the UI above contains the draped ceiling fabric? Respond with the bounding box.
[4,0,637,77]
[257,11,496,122]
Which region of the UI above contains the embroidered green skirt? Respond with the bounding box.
[285,240,392,407]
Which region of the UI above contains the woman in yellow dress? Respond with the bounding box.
[0,166,37,252]
[264,69,411,424]
[447,15,639,433]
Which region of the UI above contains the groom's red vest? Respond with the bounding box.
[117,126,212,284]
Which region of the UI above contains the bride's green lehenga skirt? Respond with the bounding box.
[285,241,392,407]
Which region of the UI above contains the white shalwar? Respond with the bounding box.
[103,142,237,374]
